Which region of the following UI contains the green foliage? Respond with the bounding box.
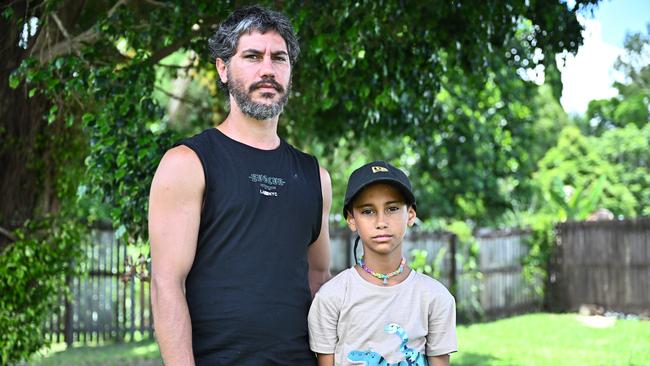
[521,214,555,298]
[582,25,650,135]
[0,218,85,365]
[533,126,637,218]
[410,248,446,280]
[444,221,483,321]
[8,0,600,233]
[596,124,650,216]
[519,27,650,298]
[548,175,605,221]
[11,34,177,243]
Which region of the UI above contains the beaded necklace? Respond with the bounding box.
[357,256,406,285]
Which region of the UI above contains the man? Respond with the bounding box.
[148,6,331,365]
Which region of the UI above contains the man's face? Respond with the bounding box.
[219,30,292,120]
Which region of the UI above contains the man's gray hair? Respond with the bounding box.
[208,5,300,92]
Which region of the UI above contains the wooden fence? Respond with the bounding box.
[47,225,539,343]
[330,226,541,321]
[549,218,650,314]
[46,224,153,345]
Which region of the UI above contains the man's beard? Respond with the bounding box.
[228,71,291,120]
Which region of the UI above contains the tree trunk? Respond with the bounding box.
[0,0,91,250]
[0,1,50,249]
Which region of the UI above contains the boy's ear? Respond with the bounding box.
[407,206,417,227]
[216,58,228,84]
[346,212,357,232]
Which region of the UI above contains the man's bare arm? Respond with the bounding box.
[308,166,332,297]
[149,146,203,366]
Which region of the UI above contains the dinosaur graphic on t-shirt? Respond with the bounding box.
[348,323,427,366]
[348,350,410,366]
[385,323,427,365]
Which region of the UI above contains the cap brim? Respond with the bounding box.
[343,178,416,218]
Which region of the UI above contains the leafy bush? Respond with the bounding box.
[522,214,555,301]
[0,218,84,365]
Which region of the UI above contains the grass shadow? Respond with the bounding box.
[453,351,517,366]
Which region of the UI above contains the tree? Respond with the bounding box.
[596,124,650,216]
[2,0,601,237]
[582,24,650,135]
[533,126,637,219]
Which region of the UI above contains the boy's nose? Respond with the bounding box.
[375,214,388,229]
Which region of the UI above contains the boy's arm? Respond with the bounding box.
[308,277,340,364]
[428,354,450,366]
[149,146,203,365]
[316,353,334,366]
[308,166,332,296]
[426,290,457,361]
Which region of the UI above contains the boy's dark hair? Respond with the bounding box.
[208,5,300,92]
[343,161,416,218]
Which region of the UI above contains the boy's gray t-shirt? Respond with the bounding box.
[308,268,457,365]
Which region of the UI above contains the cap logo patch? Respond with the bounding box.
[371,166,389,173]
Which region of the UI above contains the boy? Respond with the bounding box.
[308,161,457,366]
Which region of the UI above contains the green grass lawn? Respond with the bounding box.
[27,340,162,366]
[454,313,650,366]
[29,313,650,366]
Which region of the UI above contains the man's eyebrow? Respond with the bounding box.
[241,48,263,54]
[240,49,288,56]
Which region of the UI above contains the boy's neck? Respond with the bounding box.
[356,252,411,286]
[361,253,403,272]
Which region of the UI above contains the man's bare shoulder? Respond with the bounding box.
[152,145,204,191]
[161,145,200,166]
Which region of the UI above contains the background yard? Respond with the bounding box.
[3,1,649,365]
[29,313,650,366]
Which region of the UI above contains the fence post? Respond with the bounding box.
[64,274,73,347]
[449,233,457,299]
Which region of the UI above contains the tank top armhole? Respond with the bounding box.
[309,155,323,245]
[173,140,209,212]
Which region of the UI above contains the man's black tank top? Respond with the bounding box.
[176,128,322,365]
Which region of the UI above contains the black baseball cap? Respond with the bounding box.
[343,161,416,218]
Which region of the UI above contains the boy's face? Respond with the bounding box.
[346,182,416,260]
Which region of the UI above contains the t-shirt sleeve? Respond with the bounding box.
[426,288,458,356]
[308,283,342,354]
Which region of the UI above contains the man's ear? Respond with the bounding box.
[407,206,417,227]
[216,58,228,84]
[346,213,357,232]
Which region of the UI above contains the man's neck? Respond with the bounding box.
[217,104,281,150]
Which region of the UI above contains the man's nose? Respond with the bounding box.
[259,55,275,78]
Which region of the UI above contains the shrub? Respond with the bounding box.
[0,217,84,365]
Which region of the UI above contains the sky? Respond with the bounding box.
[559,0,650,115]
